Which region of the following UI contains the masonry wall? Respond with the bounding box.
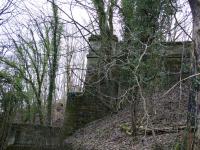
[63,92,110,136]
[5,124,62,150]
[63,40,192,136]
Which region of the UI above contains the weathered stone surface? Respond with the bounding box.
[63,39,192,138]
[52,102,64,127]
[5,124,61,149]
[162,41,191,57]
[63,92,110,136]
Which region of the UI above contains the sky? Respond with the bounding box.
[0,0,192,42]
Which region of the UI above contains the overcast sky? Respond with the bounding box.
[0,0,192,42]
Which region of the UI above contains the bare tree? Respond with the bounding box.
[46,0,63,125]
[0,0,14,26]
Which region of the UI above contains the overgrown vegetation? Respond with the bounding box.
[0,0,199,149]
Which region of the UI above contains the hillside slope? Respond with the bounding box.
[64,83,189,150]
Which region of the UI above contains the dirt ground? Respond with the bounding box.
[64,82,189,150]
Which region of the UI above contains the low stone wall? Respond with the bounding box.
[63,92,110,136]
[5,124,62,149]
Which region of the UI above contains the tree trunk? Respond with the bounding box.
[46,68,57,125]
[130,87,138,136]
[31,84,44,125]
[46,1,60,126]
[188,0,200,148]
[36,95,44,125]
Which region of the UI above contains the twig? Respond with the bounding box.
[163,73,200,97]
